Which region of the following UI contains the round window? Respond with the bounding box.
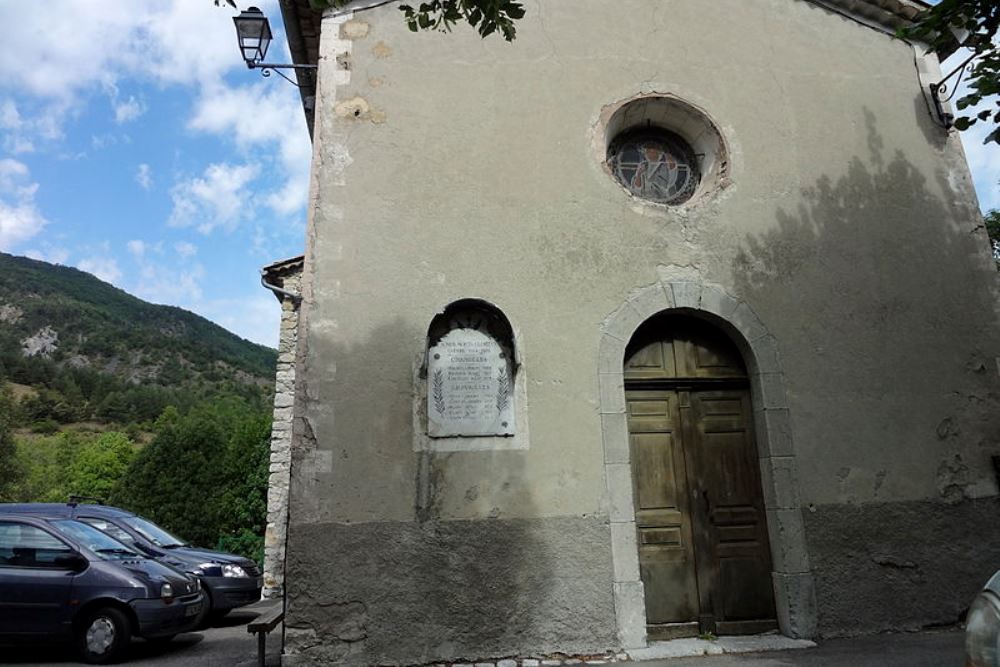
[607,130,701,205]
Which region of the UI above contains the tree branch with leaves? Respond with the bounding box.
[303,0,524,41]
[899,0,1000,144]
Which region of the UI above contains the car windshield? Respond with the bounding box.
[51,520,142,561]
[79,517,137,545]
[122,516,187,548]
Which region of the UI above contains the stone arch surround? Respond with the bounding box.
[597,281,818,648]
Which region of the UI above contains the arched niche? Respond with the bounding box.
[425,299,518,438]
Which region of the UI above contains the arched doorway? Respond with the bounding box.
[625,313,776,640]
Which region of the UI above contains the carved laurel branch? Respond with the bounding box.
[496,367,510,413]
[432,369,446,415]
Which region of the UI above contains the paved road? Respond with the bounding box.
[1,623,962,666]
[639,629,964,667]
[0,610,280,666]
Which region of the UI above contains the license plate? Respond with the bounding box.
[185,602,203,617]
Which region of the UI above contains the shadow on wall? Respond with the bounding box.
[282,318,610,664]
[732,108,1000,635]
[733,107,998,410]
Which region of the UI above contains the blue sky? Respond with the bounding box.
[0,2,996,349]
[0,1,308,348]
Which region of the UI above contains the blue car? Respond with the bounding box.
[0,514,204,664]
[0,503,262,623]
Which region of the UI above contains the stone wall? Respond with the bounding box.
[263,267,302,600]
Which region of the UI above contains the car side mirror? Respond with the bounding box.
[55,553,88,573]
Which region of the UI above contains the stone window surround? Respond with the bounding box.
[598,280,817,648]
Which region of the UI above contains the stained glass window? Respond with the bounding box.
[608,130,701,205]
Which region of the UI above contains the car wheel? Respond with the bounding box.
[76,606,131,664]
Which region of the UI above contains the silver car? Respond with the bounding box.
[966,570,1000,667]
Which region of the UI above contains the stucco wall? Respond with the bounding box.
[284,0,1000,662]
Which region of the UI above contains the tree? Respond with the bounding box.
[111,399,271,561]
[112,405,229,547]
[66,432,136,501]
[216,412,271,562]
[900,0,1000,144]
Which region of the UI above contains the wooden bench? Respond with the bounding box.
[246,600,284,667]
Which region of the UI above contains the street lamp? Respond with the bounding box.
[234,6,272,64]
[233,6,316,84]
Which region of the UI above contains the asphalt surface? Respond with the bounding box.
[0,623,962,666]
[0,609,280,666]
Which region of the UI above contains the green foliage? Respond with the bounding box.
[899,0,1000,144]
[299,0,524,41]
[111,399,271,563]
[31,419,60,435]
[66,432,136,501]
[397,0,525,41]
[10,431,133,502]
[985,207,1000,266]
[0,252,276,390]
[0,391,20,502]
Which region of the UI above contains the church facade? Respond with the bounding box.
[271,0,1000,664]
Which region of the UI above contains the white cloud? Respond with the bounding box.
[77,255,123,285]
[127,240,146,258]
[0,99,33,153]
[0,99,19,128]
[189,81,311,218]
[0,158,31,194]
[0,200,48,250]
[175,241,198,258]
[114,96,145,123]
[0,1,281,150]
[0,158,47,250]
[135,163,152,190]
[169,162,259,234]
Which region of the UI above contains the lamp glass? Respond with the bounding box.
[234,7,272,64]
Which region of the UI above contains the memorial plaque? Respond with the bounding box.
[427,327,514,437]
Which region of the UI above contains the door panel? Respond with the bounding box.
[691,391,776,625]
[624,317,776,637]
[627,391,700,628]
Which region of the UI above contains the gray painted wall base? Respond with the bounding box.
[283,516,618,665]
[805,497,1000,636]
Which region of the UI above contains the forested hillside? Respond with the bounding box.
[0,252,277,562]
[0,251,276,426]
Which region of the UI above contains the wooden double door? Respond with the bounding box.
[625,316,776,639]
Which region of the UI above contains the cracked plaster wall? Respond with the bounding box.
[284,0,1000,661]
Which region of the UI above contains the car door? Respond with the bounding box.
[0,521,78,636]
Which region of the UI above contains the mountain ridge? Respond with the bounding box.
[0,251,276,427]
